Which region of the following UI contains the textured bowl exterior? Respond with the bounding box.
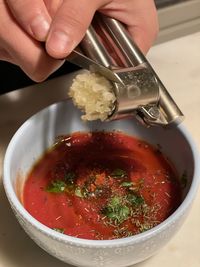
[10,200,191,267]
[3,100,200,267]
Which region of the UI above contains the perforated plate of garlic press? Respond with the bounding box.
[67,13,184,127]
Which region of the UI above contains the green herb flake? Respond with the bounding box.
[101,196,130,225]
[111,169,127,179]
[139,223,152,233]
[127,193,144,206]
[113,227,133,238]
[46,180,66,193]
[121,181,133,187]
[75,187,84,198]
[110,196,121,206]
[181,172,188,188]
[52,228,65,234]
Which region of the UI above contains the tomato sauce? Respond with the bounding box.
[23,132,182,240]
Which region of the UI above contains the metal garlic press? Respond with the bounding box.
[67,13,184,127]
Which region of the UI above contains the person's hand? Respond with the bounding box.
[0,0,64,82]
[6,0,159,60]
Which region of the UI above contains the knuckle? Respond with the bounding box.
[6,0,43,23]
[55,9,86,34]
[45,0,62,16]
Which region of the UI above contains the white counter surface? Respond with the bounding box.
[0,32,200,267]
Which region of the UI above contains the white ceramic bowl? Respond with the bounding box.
[3,100,200,267]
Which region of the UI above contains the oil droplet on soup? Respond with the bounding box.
[23,132,182,240]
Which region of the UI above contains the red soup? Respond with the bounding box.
[23,132,182,240]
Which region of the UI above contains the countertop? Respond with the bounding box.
[0,32,200,267]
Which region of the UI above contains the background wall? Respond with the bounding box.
[156,0,200,44]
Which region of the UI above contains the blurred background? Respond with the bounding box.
[0,0,200,94]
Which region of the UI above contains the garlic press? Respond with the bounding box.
[67,13,184,127]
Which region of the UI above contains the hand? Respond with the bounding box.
[6,0,159,60]
[0,0,63,82]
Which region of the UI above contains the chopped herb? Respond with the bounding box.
[52,228,65,233]
[46,180,66,193]
[121,181,133,187]
[139,223,152,233]
[181,172,188,188]
[101,196,130,225]
[113,227,133,238]
[75,187,84,198]
[127,193,144,206]
[111,169,127,179]
[110,196,121,206]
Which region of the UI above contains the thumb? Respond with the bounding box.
[46,0,107,59]
[6,0,51,41]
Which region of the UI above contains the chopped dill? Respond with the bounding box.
[121,181,133,187]
[101,196,130,225]
[126,193,145,206]
[75,187,84,198]
[111,169,127,179]
[46,180,66,193]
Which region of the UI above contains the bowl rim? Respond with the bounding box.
[3,102,200,248]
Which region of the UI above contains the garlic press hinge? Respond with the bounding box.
[108,63,170,126]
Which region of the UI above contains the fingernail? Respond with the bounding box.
[31,15,50,41]
[47,31,74,56]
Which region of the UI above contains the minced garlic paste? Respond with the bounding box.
[69,71,116,121]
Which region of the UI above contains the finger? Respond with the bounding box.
[6,0,51,41]
[128,24,158,55]
[99,0,159,54]
[46,0,108,59]
[7,38,64,82]
[1,3,64,82]
[127,3,159,54]
[43,0,63,17]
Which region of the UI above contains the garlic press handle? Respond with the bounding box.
[78,19,160,122]
[100,15,184,126]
